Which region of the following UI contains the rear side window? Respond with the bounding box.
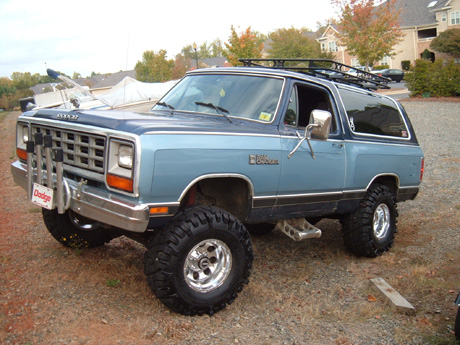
[338,88,409,138]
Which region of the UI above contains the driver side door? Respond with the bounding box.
[274,81,346,218]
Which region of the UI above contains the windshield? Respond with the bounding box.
[152,74,284,122]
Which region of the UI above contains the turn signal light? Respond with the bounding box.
[16,148,27,160]
[420,158,425,181]
[150,207,169,215]
[106,173,133,193]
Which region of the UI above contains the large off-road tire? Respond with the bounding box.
[144,206,253,316]
[341,184,398,258]
[42,208,117,249]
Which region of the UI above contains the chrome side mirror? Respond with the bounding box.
[309,109,332,141]
[288,109,332,160]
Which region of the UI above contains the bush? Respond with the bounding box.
[405,59,460,97]
[372,65,389,71]
[401,60,411,71]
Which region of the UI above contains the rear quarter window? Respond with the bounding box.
[338,88,409,138]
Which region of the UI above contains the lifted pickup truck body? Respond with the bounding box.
[11,60,424,316]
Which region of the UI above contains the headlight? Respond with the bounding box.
[107,139,135,193]
[22,126,29,143]
[16,123,29,160]
[118,145,133,169]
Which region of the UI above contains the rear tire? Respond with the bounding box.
[42,209,117,248]
[341,184,398,257]
[144,206,253,316]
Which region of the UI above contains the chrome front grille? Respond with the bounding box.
[31,125,106,174]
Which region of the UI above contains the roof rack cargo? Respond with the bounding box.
[238,58,391,91]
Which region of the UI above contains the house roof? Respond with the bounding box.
[30,70,137,95]
[387,0,451,27]
[74,70,136,89]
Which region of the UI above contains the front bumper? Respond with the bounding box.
[11,160,150,233]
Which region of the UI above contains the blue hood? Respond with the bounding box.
[21,108,273,136]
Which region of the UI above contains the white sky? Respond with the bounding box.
[0,0,337,78]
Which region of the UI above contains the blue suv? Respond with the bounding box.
[11,59,424,316]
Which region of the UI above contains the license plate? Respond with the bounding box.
[31,183,54,210]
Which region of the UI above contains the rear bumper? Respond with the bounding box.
[11,160,150,233]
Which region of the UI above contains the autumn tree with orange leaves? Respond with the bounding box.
[224,26,265,66]
[332,0,403,69]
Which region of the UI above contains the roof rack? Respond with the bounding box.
[238,58,391,90]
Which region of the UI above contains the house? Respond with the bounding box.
[317,0,460,69]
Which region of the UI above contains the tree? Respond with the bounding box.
[333,0,403,69]
[72,72,82,79]
[268,27,321,59]
[10,72,41,90]
[224,26,265,66]
[0,77,16,97]
[181,39,225,61]
[430,28,460,60]
[172,54,190,79]
[135,50,174,82]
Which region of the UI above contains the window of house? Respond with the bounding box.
[380,56,390,65]
[338,88,409,138]
[321,43,326,51]
[328,41,338,52]
[441,13,447,22]
[351,58,360,67]
[451,11,460,25]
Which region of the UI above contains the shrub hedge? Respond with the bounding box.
[405,59,460,97]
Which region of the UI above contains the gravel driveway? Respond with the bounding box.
[1,100,459,345]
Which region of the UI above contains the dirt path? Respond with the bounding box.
[1,105,459,345]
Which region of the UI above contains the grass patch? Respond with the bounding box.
[106,279,121,288]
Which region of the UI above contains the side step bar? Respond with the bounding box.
[275,218,322,241]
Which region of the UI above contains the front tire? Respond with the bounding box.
[42,209,117,248]
[144,206,253,316]
[341,184,398,257]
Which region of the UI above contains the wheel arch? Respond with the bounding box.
[366,173,399,194]
[179,174,254,222]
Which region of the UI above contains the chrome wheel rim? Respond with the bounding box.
[184,239,232,293]
[373,203,390,240]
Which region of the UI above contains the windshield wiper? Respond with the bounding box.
[195,102,232,123]
[156,102,175,115]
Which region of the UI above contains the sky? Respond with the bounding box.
[0,0,337,79]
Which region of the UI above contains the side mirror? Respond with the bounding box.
[308,109,332,141]
[288,110,332,160]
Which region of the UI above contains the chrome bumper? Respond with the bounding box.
[11,160,149,233]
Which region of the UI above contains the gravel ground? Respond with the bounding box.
[1,100,459,345]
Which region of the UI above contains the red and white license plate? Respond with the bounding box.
[31,183,54,210]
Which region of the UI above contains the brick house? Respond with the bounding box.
[317,0,460,69]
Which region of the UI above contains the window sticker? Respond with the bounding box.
[349,117,356,131]
[259,112,272,121]
[220,88,226,97]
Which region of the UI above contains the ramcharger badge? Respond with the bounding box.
[249,154,279,165]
